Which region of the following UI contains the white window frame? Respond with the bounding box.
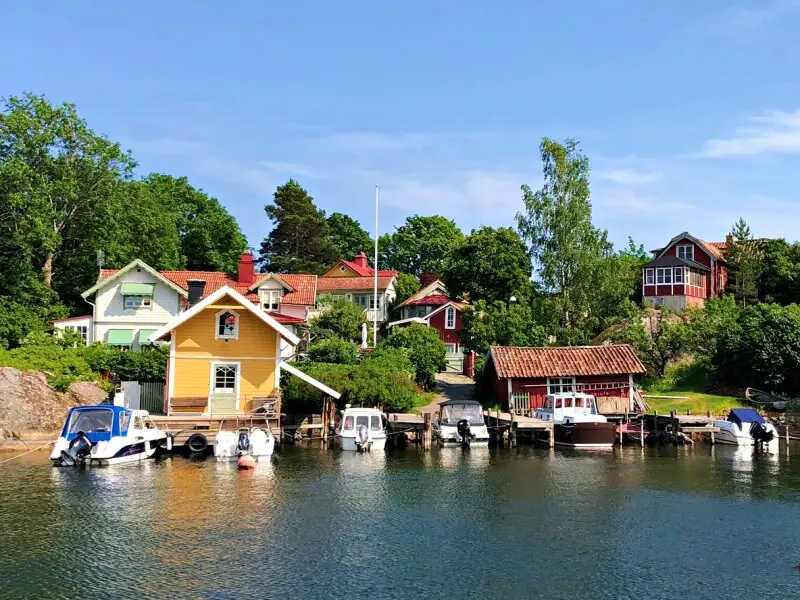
[210,362,240,396]
[445,343,459,354]
[215,309,240,340]
[677,244,694,261]
[656,269,664,284]
[260,289,282,311]
[662,267,672,284]
[674,267,684,284]
[445,305,456,330]
[123,295,152,309]
[645,269,654,285]
[547,377,576,395]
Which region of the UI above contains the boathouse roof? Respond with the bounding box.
[488,345,646,379]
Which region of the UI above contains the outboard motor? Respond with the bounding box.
[59,431,93,467]
[237,430,250,456]
[750,422,774,444]
[356,424,370,452]
[457,419,472,448]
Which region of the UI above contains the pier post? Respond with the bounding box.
[640,418,644,448]
[510,412,517,448]
[423,412,432,450]
[548,423,554,448]
[619,420,623,447]
[786,422,790,455]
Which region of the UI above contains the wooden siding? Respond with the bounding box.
[496,374,633,412]
[427,306,463,347]
[322,263,359,277]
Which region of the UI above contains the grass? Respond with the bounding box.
[410,391,438,414]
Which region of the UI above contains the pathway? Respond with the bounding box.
[419,372,475,414]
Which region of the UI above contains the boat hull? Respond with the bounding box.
[214,429,275,461]
[712,421,779,446]
[536,422,616,449]
[339,435,387,452]
[50,438,164,467]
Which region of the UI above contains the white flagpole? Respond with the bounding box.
[373,185,379,347]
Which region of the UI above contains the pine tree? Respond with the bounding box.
[259,180,335,273]
[726,218,763,307]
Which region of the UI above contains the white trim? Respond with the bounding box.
[280,362,341,399]
[275,333,282,390]
[676,244,694,261]
[168,335,176,414]
[387,317,427,328]
[149,286,300,346]
[444,305,456,330]
[547,377,577,395]
[247,273,295,292]
[628,374,634,412]
[506,378,512,404]
[214,308,240,340]
[171,355,278,360]
[395,278,449,309]
[81,259,188,300]
[425,301,463,321]
[209,361,241,412]
[645,268,654,286]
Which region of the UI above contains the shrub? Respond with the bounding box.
[310,298,366,343]
[308,337,357,364]
[362,346,415,376]
[381,323,446,390]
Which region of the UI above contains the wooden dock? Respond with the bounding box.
[485,410,554,447]
[149,414,280,450]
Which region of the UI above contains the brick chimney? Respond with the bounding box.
[353,252,369,269]
[419,273,438,288]
[238,252,255,285]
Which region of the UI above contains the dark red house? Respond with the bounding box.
[484,345,646,415]
[641,232,727,311]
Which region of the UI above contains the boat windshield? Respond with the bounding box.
[68,408,114,435]
[441,404,484,425]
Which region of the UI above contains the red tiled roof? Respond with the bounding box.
[99,269,316,305]
[337,260,397,277]
[267,312,306,325]
[403,293,453,307]
[697,239,725,259]
[317,276,394,291]
[490,345,646,379]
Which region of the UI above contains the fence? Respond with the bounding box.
[510,392,532,416]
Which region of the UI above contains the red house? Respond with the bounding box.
[641,232,727,311]
[484,345,646,415]
[389,276,468,372]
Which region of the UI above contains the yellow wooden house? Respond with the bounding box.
[150,286,339,416]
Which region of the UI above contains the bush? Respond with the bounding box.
[381,323,446,390]
[308,338,357,364]
[310,298,366,343]
[82,344,167,382]
[362,346,415,376]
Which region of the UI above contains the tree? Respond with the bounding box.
[308,337,358,364]
[384,215,464,276]
[0,93,136,307]
[382,323,447,390]
[393,273,421,308]
[443,226,532,303]
[611,309,688,377]
[310,298,366,343]
[327,213,372,262]
[725,218,763,307]
[460,300,546,356]
[516,138,617,344]
[757,239,800,305]
[259,180,335,273]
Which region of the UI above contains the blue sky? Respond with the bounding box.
[3,0,800,252]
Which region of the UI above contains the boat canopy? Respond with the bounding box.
[60,405,133,443]
[728,408,765,426]
[440,401,484,425]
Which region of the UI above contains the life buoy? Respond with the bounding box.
[186,433,208,453]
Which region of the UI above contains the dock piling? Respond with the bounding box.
[423,412,432,450]
[510,412,517,448]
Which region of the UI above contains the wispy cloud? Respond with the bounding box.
[718,1,800,37]
[259,160,324,179]
[596,168,660,185]
[697,108,800,157]
[319,131,436,152]
[598,189,697,216]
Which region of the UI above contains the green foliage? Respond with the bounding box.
[310,298,366,343]
[0,297,66,350]
[381,323,446,390]
[259,180,335,274]
[363,345,415,376]
[281,361,417,414]
[384,215,464,276]
[393,273,421,307]
[757,239,800,305]
[460,300,546,355]
[681,295,741,357]
[610,309,689,377]
[82,344,168,382]
[327,212,372,262]
[443,226,532,303]
[308,337,358,364]
[725,218,763,307]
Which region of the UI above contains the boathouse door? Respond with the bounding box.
[210,363,239,414]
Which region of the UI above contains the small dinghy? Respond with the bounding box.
[335,406,387,452]
[745,388,790,411]
[215,427,275,462]
[51,405,171,467]
[712,408,778,447]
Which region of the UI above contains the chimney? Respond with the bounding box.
[186,279,206,306]
[353,252,369,269]
[419,273,438,288]
[238,252,255,285]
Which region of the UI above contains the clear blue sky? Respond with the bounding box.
[3,0,800,251]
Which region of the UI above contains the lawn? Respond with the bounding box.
[641,391,745,416]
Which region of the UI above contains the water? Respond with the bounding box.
[1,446,800,600]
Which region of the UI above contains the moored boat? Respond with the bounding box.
[712,408,778,447]
[51,405,171,467]
[435,400,490,447]
[335,406,387,452]
[215,427,275,462]
[744,388,790,411]
[534,392,616,449]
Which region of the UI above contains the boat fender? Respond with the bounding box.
[186,433,208,454]
[237,454,256,469]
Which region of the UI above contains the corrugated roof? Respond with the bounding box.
[490,345,646,379]
[317,275,394,291]
[99,269,317,305]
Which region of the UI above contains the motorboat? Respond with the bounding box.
[534,392,617,449]
[215,427,275,462]
[335,406,387,452]
[435,400,490,447]
[713,408,778,447]
[51,405,171,467]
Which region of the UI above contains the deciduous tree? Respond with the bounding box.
[327,212,372,262]
[384,215,464,276]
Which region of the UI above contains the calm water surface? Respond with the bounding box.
[1,445,800,599]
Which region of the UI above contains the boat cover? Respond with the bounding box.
[728,408,765,425]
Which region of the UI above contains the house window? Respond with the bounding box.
[261,290,282,311]
[213,364,238,393]
[356,294,381,310]
[674,267,684,284]
[645,269,654,285]
[216,310,239,340]
[548,377,576,394]
[677,245,694,261]
[663,268,672,284]
[124,295,151,309]
[64,325,89,345]
[656,269,664,284]
[445,306,456,329]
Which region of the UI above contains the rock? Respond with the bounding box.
[0,367,107,435]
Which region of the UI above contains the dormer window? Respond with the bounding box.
[260,290,282,311]
[677,245,694,261]
[216,310,239,340]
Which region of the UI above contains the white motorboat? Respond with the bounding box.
[534,393,617,449]
[51,405,171,467]
[713,408,778,447]
[435,400,490,447]
[335,406,387,452]
[215,427,275,462]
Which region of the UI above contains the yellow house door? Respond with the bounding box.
[211,363,239,414]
